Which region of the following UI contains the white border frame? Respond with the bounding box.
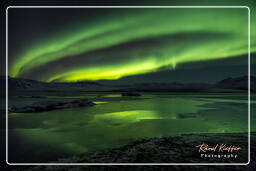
[5,6,251,166]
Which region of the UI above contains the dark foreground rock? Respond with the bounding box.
[19,132,255,171]
[122,92,141,97]
[178,113,197,119]
[9,99,95,113]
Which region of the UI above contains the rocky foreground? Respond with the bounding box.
[19,132,255,171]
[9,99,95,113]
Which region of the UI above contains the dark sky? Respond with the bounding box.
[2,0,256,83]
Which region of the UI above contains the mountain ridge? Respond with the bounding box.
[0,75,255,93]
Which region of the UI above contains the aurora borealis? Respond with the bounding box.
[8,7,255,82]
[5,1,256,164]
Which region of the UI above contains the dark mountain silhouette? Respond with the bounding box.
[216,75,255,92]
[0,75,254,93]
[0,76,106,93]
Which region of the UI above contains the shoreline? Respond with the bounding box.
[19,132,255,170]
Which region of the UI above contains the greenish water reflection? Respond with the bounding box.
[8,93,252,162]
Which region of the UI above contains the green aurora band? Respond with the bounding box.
[9,8,255,82]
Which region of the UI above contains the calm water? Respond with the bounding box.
[8,93,254,163]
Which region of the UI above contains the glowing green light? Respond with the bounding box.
[94,110,162,124]
[9,7,255,82]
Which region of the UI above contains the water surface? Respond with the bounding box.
[8,93,253,163]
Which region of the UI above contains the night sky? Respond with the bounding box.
[6,4,256,83]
